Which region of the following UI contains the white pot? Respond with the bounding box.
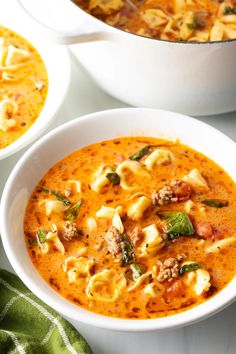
[1,107,236,331]
[19,0,236,116]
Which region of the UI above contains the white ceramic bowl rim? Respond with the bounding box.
[1,107,236,332]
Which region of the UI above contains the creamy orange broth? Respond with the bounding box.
[0,26,48,150]
[73,0,236,42]
[24,137,236,319]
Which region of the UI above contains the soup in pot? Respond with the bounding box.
[0,26,48,150]
[24,137,236,319]
[73,0,236,42]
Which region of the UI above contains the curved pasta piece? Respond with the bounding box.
[210,21,224,41]
[179,12,195,41]
[126,192,149,201]
[96,205,123,218]
[174,0,186,14]
[136,28,151,38]
[116,160,150,190]
[86,270,126,302]
[5,45,29,66]
[188,30,209,42]
[142,9,169,29]
[0,38,6,66]
[183,262,211,295]
[0,98,18,132]
[77,246,88,257]
[89,0,123,15]
[96,205,124,233]
[184,200,195,213]
[193,269,211,295]
[223,24,236,39]
[2,71,17,81]
[128,271,152,292]
[144,149,175,171]
[127,196,151,221]
[143,283,161,297]
[164,13,183,36]
[182,168,208,190]
[39,199,68,216]
[38,224,65,254]
[86,217,98,233]
[68,180,82,193]
[205,235,236,253]
[221,15,236,24]
[112,210,124,233]
[90,164,113,193]
[63,256,95,284]
[139,224,165,257]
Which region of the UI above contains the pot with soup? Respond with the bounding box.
[19,0,236,115]
[24,136,236,319]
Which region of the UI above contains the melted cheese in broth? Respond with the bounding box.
[0,26,48,150]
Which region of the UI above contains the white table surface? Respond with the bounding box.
[1,1,236,353]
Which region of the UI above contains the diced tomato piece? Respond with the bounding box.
[166,279,185,299]
[212,227,225,240]
[196,223,213,239]
[173,182,191,201]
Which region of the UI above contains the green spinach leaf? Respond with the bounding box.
[129,145,151,161]
[36,229,47,244]
[179,263,201,275]
[106,172,120,185]
[39,186,71,206]
[158,211,195,240]
[201,199,228,208]
[119,234,135,266]
[65,199,83,221]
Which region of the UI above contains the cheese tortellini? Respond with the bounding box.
[0,98,18,132]
[96,205,124,232]
[90,164,113,193]
[86,217,98,233]
[86,270,126,302]
[68,179,82,194]
[5,44,29,67]
[205,235,236,253]
[116,160,150,190]
[142,9,169,29]
[182,168,208,190]
[40,199,68,216]
[0,39,30,83]
[89,0,124,15]
[37,224,65,254]
[63,256,95,283]
[127,196,151,221]
[144,149,175,171]
[0,39,29,68]
[183,262,211,295]
[143,283,162,297]
[164,12,196,41]
[128,271,152,292]
[139,224,165,257]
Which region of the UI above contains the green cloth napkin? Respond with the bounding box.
[0,269,93,354]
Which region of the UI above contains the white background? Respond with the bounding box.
[1,0,236,353]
